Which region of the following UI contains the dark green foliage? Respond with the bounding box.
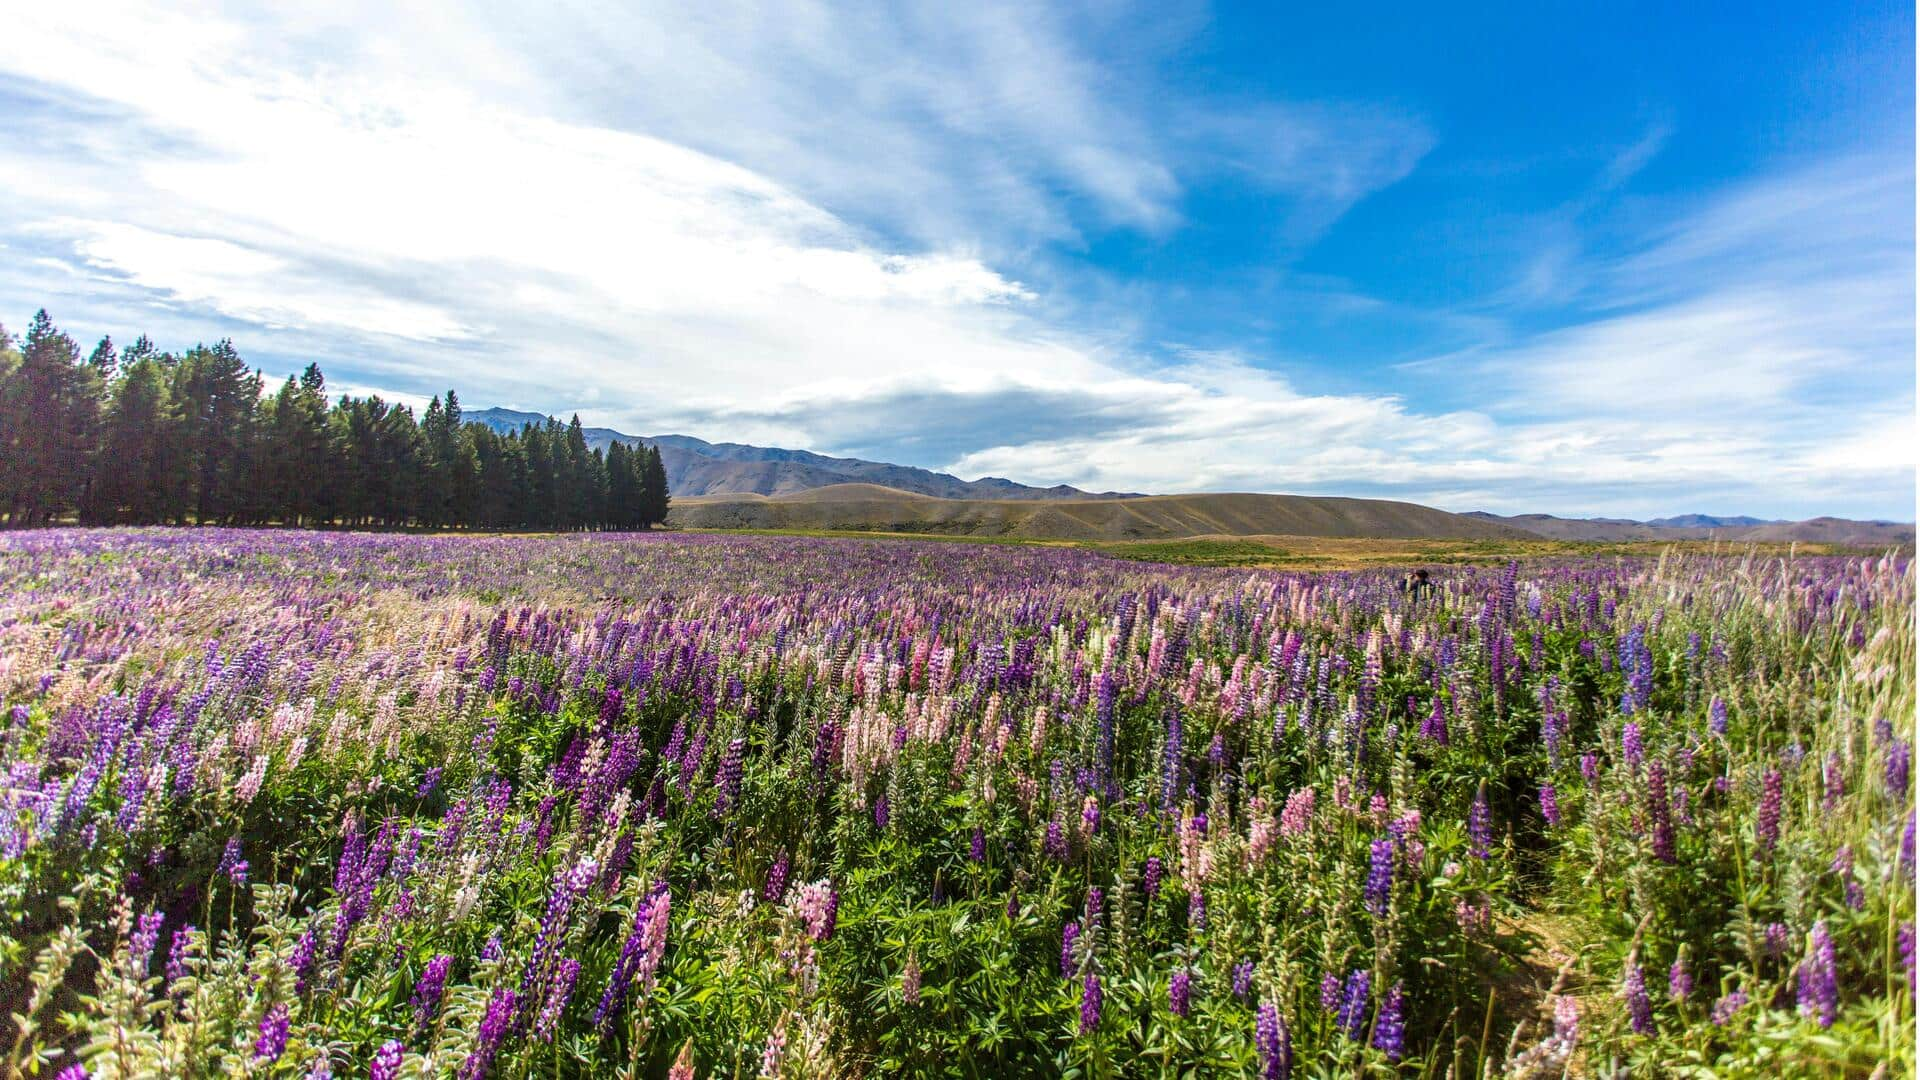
[0,309,669,531]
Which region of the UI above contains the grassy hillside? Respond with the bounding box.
[668,484,1531,541]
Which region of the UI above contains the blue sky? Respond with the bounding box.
[0,1,1912,519]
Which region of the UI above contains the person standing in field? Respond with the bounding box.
[1401,568,1436,602]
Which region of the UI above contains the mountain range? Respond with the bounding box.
[470,408,1912,546]
[469,408,1138,501]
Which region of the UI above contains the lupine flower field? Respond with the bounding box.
[0,529,1910,1077]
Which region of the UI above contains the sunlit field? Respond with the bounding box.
[0,530,1909,1077]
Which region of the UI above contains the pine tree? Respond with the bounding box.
[87,336,118,378]
[89,355,175,523]
[0,311,100,524]
[642,444,671,527]
[605,441,633,528]
[175,339,261,524]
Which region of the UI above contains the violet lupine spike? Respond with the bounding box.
[1319,971,1342,1013]
[1232,960,1254,1000]
[1623,958,1653,1035]
[1756,769,1784,853]
[1668,956,1692,1001]
[534,957,580,1042]
[764,850,790,904]
[1621,722,1643,771]
[1256,1002,1291,1080]
[1898,921,1916,993]
[412,955,453,1027]
[459,987,517,1080]
[253,1002,290,1062]
[1647,760,1675,864]
[1078,969,1102,1035]
[1797,920,1838,1029]
[1168,967,1191,1018]
[1467,786,1492,860]
[1371,982,1405,1061]
[1337,969,1370,1040]
[1364,837,1394,916]
[368,1040,406,1080]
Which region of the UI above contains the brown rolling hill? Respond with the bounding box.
[668,484,1533,541]
[1466,512,1914,546]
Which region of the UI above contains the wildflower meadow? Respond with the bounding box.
[0,530,1909,1077]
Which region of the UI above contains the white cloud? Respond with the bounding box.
[0,1,1907,522]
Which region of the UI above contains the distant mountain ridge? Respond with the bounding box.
[1466,511,1913,545]
[468,408,1139,501]
[469,408,1909,545]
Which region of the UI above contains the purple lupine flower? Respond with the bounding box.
[1708,696,1728,736]
[764,850,790,904]
[1188,889,1207,931]
[1624,959,1652,1035]
[416,767,442,799]
[289,927,317,994]
[1078,969,1102,1035]
[369,1040,406,1080]
[481,933,504,963]
[1060,922,1080,976]
[1468,786,1492,859]
[1319,971,1341,1013]
[165,925,195,991]
[1364,838,1394,916]
[594,882,671,1028]
[1797,921,1838,1028]
[1169,967,1191,1017]
[412,955,453,1027]
[1044,817,1067,860]
[1763,922,1791,959]
[1538,784,1561,826]
[1580,753,1599,785]
[1372,982,1405,1061]
[1904,811,1916,870]
[219,837,248,885]
[1898,921,1916,993]
[254,1002,290,1062]
[1647,761,1675,864]
[1710,990,1748,1026]
[1143,856,1162,900]
[1622,723,1644,771]
[522,858,597,1003]
[1888,740,1911,796]
[1756,769,1784,852]
[1337,969,1370,1040]
[873,795,889,830]
[970,827,986,863]
[128,911,164,975]
[714,737,745,814]
[534,957,579,1042]
[1256,1002,1291,1080]
[1232,959,1254,1000]
[54,1066,86,1080]
[459,987,517,1079]
[1668,956,1692,1001]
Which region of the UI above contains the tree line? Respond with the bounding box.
[0,309,670,530]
